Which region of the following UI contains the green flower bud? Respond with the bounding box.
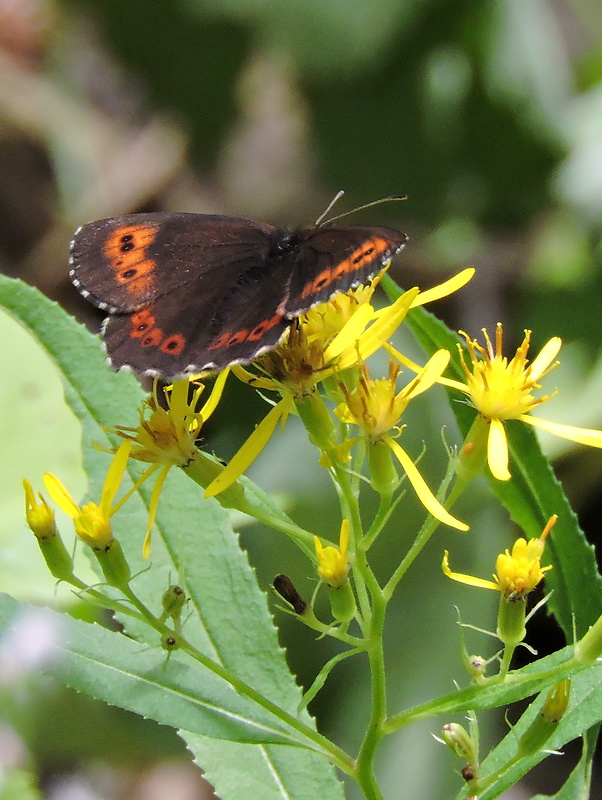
[574,614,602,666]
[326,581,356,624]
[94,539,132,589]
[440,722,478,765]
[160,585,188,622]
[368,439,399,498]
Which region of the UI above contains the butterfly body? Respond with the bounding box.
[69,212,407,377]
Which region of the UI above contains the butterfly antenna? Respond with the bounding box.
[314,190,346,227]
[318,195,407,227]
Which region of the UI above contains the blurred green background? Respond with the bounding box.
[1,0,602,798]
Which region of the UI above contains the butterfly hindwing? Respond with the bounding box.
[285,225,408,315]
[102,268,291,374]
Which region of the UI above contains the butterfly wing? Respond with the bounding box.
[284,225,407,316]
[69,212,277,313]
[102,272,291,375]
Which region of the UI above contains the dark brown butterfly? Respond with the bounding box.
[69,210,407,378]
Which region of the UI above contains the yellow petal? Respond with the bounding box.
[43,473,81,519]
[199,368,230,421]
[411,269,475,308]
[487,417,511,481]
[520,414,602,448]
[329,292,411,372]
[204,395,294,498]
[339,518,350,556]
[385,436,468,531]
[143,463,171,559]
[101,440,132,512]
[386,343,468,393]
[442,550,499,590]
[405,349,451,400]
[323,303,375,363]
[354,289,420,364]
[529,337,562,381]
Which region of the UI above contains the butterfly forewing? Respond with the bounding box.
[69,213,277,313]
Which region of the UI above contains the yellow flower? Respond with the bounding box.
[442,514,556,599]
[442,324,602,481]
[115,372,228,466]
[335,351,468,531]
[206,270,475,497]
[43,441,132,550]
[23,479,57,539]
[314,520,350,588]
[112,372,229,557]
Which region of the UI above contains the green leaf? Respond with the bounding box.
[382,275,602,639]
[185,732,347,800]
[466,670,602,800]
[390,644,595,726]
[528,727,595,800]
[0,593,308,747]
[0,275,345,799]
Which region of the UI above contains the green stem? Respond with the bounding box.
[116,581,355,773]
[383,475,464,600]
[354,587,387,799]
[179,630,354,771]
[183,455,316,556]
[384,658,582,734]
[363,493,395,551]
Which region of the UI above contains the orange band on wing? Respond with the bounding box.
[128,307,188,359]
[300,237,389,300]
[103,224,160,297]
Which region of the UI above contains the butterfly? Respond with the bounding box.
[69,210,407,378]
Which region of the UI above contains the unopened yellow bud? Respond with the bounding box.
[24,480,58,539]
[518,680,571,755]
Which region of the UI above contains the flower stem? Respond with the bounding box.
[354,583,387,799]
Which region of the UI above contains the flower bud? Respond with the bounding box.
[517,680,571,755]
[162,632,180,651]
[368,439,399,498]
[24,480,58,539]
[24,480,76,583]
[465,654,487,680]
[574,614,602,666]
[160,585,188,623]
[440,722,478,765]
